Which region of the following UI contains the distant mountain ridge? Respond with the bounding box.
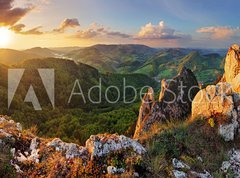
[67,44,158,73]
[0,44,226,83]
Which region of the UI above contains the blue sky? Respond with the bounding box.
[1,0,240,48]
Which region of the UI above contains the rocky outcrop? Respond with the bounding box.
[192,44,240,141]
[0,116,146,177]
[192,83,235,119]
[134,67,199,138]
[221,44,240,93]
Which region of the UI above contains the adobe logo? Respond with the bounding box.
[8,69,55,110]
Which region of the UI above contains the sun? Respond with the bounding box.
[0,27,12,47]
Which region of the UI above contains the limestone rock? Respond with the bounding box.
[107,166,125,175]
[219,122,236,141]
[172,170,187,178]
[47,138,89,159]
[134,67,199,138]
[192,82,235,119]
[172,158,190,170]
[85,134,146,159]
[223,44,240,93]
[221,161,231,173]
[28,137,40,163]
[134,88,155,139]
[192,82,240,141]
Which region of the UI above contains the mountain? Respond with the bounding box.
[135,50,224,84]
[133,48,187,77]
[67,45,224,84]
[67,44,158,73]
[0,49,40,65]
[12,58,157,109]
[178,51,224,83]
[50,46,82,53]
[23,47,59,58]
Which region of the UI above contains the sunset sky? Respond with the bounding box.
[0,0,240,49]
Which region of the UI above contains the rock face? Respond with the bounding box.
[221,44,240,92]
[134,67,199,138]
[192,82,237,119]
[192,45,240,141]
[0,116,146,177]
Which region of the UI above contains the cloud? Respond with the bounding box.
[0,0,33,26]
[53,18,80,33]
[10,24,43,35]
[72,23,130,39]
[135,21,181,40]
[197,26,240,40]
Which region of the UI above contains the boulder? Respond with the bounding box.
[107,166,125,175]
[192,82,235,119]
[172,158,190,170]
[192,82,240,141]
[47,138,89,159]
[85,134,146,159]
[134,67,199,138]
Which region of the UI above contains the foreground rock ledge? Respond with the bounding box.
[0,116,146,177]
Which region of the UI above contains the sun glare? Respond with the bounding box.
[0,27,12,47]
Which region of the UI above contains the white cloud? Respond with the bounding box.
[197,26,240,40]
[72,23,130,39]
[135,21,181,40]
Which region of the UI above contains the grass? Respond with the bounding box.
[0,145,16,178]
[141,117,240,177]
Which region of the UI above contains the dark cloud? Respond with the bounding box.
[53,18,80,33]
[104,31,130,38]
[0,0,33,26]
[9,23,25,32]
[10,24,43,35]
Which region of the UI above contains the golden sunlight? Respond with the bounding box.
[0,27,12,47]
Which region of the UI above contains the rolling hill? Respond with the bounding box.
[67,44,157,73]
[23,47,58,58]
[0,49,41,65]
[67,44,225,84]
[136,50,224,84]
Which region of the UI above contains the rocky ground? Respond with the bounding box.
[0,116,147,177]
